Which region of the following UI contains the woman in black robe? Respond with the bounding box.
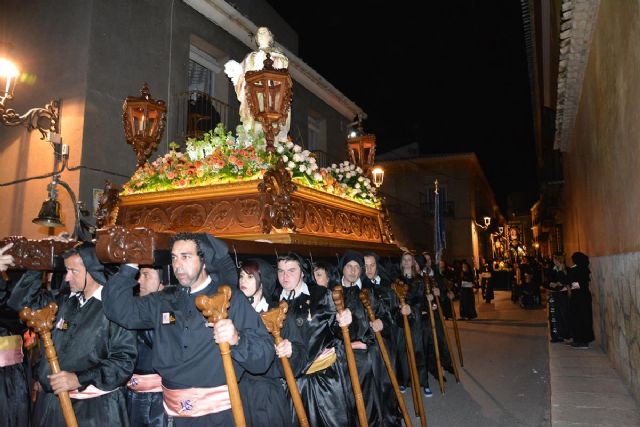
[459,261,478,320]
[238,259,305,427]
[395,253,430,396]
[564,252,594,348]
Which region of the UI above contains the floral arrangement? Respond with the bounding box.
[122,124,379,207]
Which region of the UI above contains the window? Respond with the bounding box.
[307,114,327,152]
[420,185,455,218]
[188,45,221,96]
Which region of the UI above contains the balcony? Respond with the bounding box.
[176,91,239,141]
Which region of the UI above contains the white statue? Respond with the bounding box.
[224,27,291,142]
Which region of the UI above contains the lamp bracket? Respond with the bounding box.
[0,99,60,140]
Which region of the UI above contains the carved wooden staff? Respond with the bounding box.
[260,301,309,427]
[19,303,78,427]
[391,280,427,427]
[446,281,464,367]
[431,281,460,382]
[358,290,412,427]
[195,286,246,427]
[331,285,368,427]
[422,277,445,394]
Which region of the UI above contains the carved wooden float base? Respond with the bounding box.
[116,179,397,253]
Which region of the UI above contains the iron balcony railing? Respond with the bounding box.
[176,91,239,141]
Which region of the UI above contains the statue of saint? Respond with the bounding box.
[224,27,291,141]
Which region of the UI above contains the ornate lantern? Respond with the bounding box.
[245,53,292,152]
[346,119,376,173]
[0,58,19,103]
[123,83,167,168]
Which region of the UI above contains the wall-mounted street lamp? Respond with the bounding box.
[0,57,59,139]
[371,166,384,188]
[475,216,492,230]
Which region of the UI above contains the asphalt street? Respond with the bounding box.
[401,290,550,427]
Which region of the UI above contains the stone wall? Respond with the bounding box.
[560,1,640,402]
[591,254,640,401]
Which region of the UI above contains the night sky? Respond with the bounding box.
[266,0,538,212]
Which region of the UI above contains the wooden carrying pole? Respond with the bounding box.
[446,282,464,367]
[358,290,413,427]
[260,302,309,427]
[423,277,445,394]
[19,303,78,427]
[195,286,246,427]
[432,286,460,382]
[331,285,368,427]
[392,280,427,427]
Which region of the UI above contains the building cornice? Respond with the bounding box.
[184,0,365,120]
[554,0,600,152]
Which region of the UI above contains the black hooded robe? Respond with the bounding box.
[103,265,275,427]
[0,273,29,427]
[8,271,137,427]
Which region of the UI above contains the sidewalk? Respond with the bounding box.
[549,341,640,426]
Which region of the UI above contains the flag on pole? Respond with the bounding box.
[434,180,446,263]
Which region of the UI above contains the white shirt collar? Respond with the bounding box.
[190,276,212,294]
[342,277,362,289]
[254,297,270,313]
[72,285,103,307]
[280,282,310,300]
[370,275,381,285]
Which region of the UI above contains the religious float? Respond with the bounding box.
[4,27,399,268]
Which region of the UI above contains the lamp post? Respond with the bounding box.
[245,53,292,153]
[0,57,60,139]
[122,83,167,168]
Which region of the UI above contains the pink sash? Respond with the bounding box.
[69,384,115,400]
[128,373,163,393]
[0,335,23,367]
[162,385,231,417]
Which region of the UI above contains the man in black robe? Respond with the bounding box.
[126,265,168,427]
[340,250,401,426]
[8,242,137,427]
[275,253,355,427]
[103,232,275,426]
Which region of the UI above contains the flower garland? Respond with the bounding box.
[122,124,379,207]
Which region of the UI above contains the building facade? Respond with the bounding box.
[0,0,363,238]
[377,147,502,268]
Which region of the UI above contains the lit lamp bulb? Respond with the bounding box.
[483,216,491,228]
[0,58,20,101]
[371,166,384,188]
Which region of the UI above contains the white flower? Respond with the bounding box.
[293,153,301,162]
[302,150,310,157]
[350,164,356,171]
[355,183,361,189]
[313,172,322,180]
[204,145,214,156]
[276,145,284,153]
[286,141,294,149]
[282,155,288,162]
[310,163,318,171]
[299,165,306,172]
[331,163,337,169]
[287,161,295,169]
[309,157,316,164]
[293,144,301,153]
[358,176,364,182]
[356,167,363,174]
[338,174,343,180]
